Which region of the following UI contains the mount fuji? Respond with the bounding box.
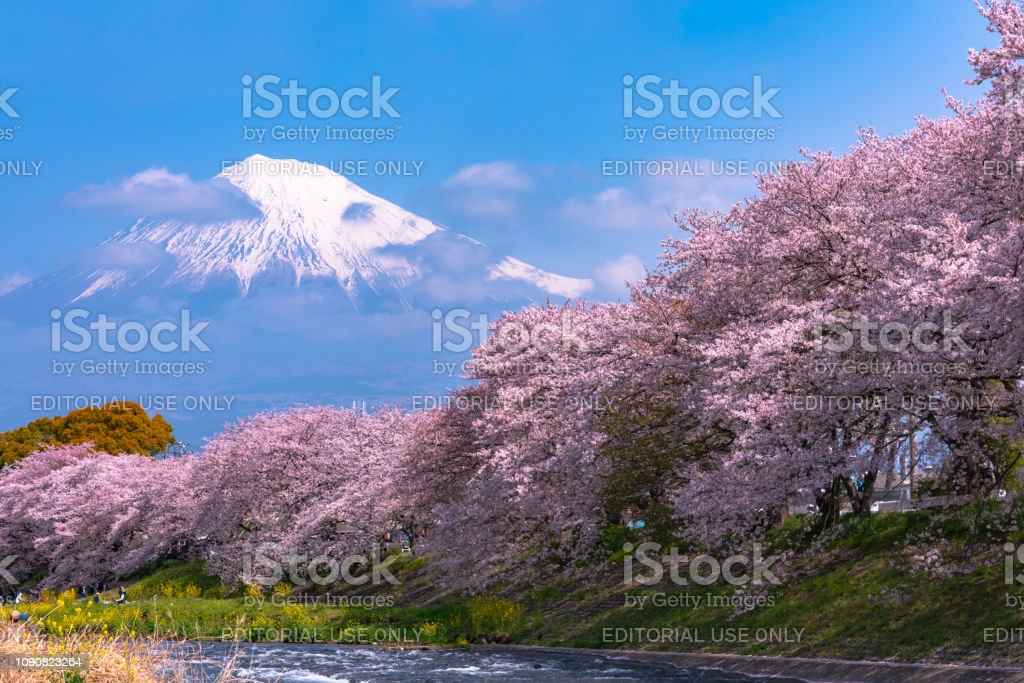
[0,156,597,444]
[62,155,591,308]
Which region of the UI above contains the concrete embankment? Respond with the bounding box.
[477,645,1024,682]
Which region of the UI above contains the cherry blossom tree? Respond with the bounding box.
[190,405,418,585]
[648,0,1024,545]
[6,0,1024,591]
[405,302,635,588]
[0,444,100,589]
[0,444,179,588]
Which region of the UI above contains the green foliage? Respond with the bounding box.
[20,505,1024,663]
[453,596,525,642]
[601,523,657,562]
[763,514,815,553]
[596,393,731,541]
[529,585,564,604]
[124,561,223,601]
[524,507,1024,663]
[599,524,635,557]
[913,477,939,499]
[827,510,933,552]
[981,420,1024,494]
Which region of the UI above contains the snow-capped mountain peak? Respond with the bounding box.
[73,155,591,305]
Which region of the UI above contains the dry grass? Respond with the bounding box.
[0,620,241,682]
[0,621,160,682]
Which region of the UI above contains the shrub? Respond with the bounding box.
[157,581,201,599]
[454,597,524,642]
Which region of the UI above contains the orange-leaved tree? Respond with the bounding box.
[0,401,174,467]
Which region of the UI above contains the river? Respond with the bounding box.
[163,642,806,682]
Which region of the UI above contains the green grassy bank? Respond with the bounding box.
[6,505,1024,666]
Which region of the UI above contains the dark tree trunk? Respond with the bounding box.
[813,477,844,531]
[842,417,890,516]
[843,467,878,517]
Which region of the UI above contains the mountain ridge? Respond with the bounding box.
[68,155,592,306]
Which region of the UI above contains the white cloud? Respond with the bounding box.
[441,162,534,219]
[562,187,673,231]
[561,160,759,231]
[68,168,259,221]
[443,195,520,219]
[0,271,30,296]
[594,254,647,293]
[443,162,533,191]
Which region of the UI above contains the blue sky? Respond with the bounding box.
[0,0,999,442]
[0,0,990,291]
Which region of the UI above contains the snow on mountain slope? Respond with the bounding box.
[75,155,592,305]
[488,257,592,299]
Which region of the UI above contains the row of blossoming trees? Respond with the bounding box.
[3,0,1024,593]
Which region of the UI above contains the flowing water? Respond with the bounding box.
[164,642,806,682]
